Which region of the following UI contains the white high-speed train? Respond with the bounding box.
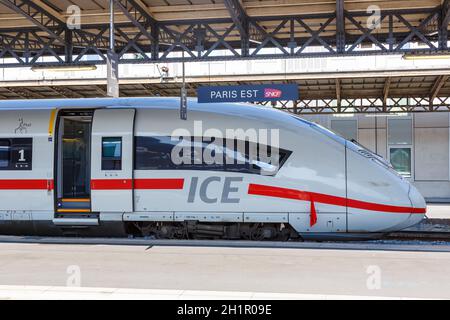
[0,98,426,240]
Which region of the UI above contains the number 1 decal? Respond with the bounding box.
[18,149,26,162]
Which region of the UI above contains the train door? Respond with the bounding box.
[90,109,135,212]
[55,110,93,214]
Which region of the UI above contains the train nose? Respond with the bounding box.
[404,184,427,228]
[409,184,426,211]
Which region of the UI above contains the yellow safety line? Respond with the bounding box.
[48,109,57,138]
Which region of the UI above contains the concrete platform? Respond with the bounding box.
[426,204,450,220]
[0,242,449,299]
[0,285,422,300]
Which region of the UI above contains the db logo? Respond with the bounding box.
[264,88,282,98]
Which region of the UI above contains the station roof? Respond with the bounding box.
[1,1,449,113]
[0,0,449,66]
[0,0,444,23]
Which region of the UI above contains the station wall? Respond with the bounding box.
[301,112,450,202]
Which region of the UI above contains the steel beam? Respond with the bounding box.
[335,78,341,111]
[440,0,450,49]
[336,0,345,53]
[443,0,450,27]
[223,0,250,56]
[0,5,449,67]
[383,77,391,107]
[224,0,248,38]
[271,97,450,115]
[0,0,65,45]
[430,75,449,103]
[112,0,155,44]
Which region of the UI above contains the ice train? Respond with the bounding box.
[0,98,426,240]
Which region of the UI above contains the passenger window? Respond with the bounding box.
[134,136,291,176]
[0,138,32,171]
[102,137,122,170]
[0,140,10,168]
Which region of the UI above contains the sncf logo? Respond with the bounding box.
[264,88,282,98]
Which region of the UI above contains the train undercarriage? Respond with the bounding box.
[0,217,386,241]
[126,221,298,241]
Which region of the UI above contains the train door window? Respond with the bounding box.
[60,116,92,199]
[102,137,122,170]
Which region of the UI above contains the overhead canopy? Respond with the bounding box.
[0,0,449,66]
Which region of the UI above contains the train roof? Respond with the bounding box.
[0,97,266,113]
[0,97,312,127]
[0,97,248,117]
[0,97,347,146]
[0,97,219,110]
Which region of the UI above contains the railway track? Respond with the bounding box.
[385,231,450,241]
[385,219,450,241]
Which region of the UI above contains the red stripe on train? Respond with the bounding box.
[0,179,53,190]
[248,183,426,214]
[0,179,426,215]
[90,178,185,190]
[0,178,184,190]
[91,179,133,190]
[134,178,184,190]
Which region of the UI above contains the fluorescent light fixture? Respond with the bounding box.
[402,53,450,60]
[31,64,97,72]
[365,112,408,117]
[332,113,355,118]
[249,39,263,45]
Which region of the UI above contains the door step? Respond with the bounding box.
[56,209,91,213]
[57,198,91,213]
[52,217,99,226]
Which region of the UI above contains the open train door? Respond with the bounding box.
[91,109,135,213]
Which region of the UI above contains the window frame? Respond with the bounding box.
[0,138,33,171]
[101,136,123,171]
[388,146,413,178]
[134,136,292,176]
[387,117,414,179]
[0,139,11,169]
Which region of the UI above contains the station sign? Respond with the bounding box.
[197,84,299,103]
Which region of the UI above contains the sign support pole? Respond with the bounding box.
[107,0,119,98]
[180,50,188,120]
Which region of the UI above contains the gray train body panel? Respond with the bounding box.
[0,98,426,239]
